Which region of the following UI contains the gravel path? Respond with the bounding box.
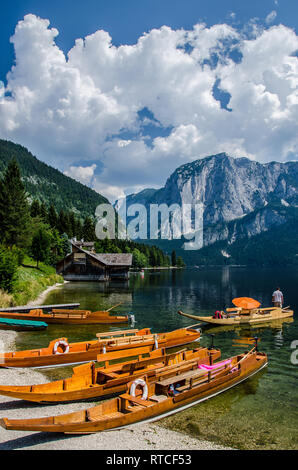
[0,330,231,450]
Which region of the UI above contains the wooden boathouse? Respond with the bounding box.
[56,241,132,281]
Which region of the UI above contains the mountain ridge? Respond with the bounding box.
[115,153,298,265]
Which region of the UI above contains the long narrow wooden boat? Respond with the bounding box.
[0,347,267,433]
[0,346,220,403]
[0,326,201,369]
[178,306,294,326]
[202,317,294,336]
[0,302,132,324]
[0,317,48,331]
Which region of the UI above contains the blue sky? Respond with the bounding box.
[1,0,297,80]
[0,1,297,201]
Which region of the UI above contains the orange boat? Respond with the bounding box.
[0,346,267,434]
[0,326,201,369]
[0,302,132,325]
[0,346,220,403]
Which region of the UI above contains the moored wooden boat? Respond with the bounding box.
[0,317,48,331]
[178,305,294,326]
[0,346,220,403]
[0,346,267,433]
[0,326,201,369]
[0,302,132,324]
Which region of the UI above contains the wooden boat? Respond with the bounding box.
[0,346,267,433]
[178,304,294,326]
[0,302,132,325]
[0,326,201,369]
[0,317,47,331]
[0,346,220,403]
[201,317,294,336]
[0,303,80,313]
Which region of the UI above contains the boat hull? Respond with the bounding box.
[0,352,267,433]
[0,310,129,324]
[0,348,220,403]
[178,308,294,325]
[0,327,200,368]
[0,318,47,331]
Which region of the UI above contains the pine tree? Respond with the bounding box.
[39,202,48,221]
[0,158,30,247]
[68,212,77,238]
[75,218,83,240]
[57,209,70,235]
[30,228,51,268]
[30,200,41,218]
[48,204,58,229]
[171,250,177,267]
[83,216,95,241]
[176,256,186,268]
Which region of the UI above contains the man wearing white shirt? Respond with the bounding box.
[272,287,284,308]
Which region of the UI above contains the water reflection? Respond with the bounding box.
[13,266,298,450]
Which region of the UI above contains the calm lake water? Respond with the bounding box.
[16,266,298,449]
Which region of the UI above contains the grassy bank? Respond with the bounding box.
[0,255,63,308]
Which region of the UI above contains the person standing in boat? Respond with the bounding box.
[272,287,284,308]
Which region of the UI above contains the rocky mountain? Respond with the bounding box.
[0,139,109,218]
[116,153,298,265]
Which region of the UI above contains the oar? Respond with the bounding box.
[184,322,203,329]
[106,302,123,312]
[235,345,257,365]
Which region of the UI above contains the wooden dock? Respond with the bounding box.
[0,303,80,313]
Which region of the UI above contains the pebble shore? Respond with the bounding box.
[0,331,231,450]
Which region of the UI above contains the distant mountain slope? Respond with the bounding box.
[188,205,298,266]
[0,139,109,218]
[116,153,298,265]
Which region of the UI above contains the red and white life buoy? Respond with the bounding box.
[129,378,148,400]
[53,340,69,355]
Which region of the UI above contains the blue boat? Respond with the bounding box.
[0,318,48,331]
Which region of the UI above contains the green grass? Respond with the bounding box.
[0,255,63,307]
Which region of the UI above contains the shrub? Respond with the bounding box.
[0,245,19,292]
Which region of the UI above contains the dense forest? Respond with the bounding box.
[0,139,109,218]
[195,208,298,267]
[0,157,181,296]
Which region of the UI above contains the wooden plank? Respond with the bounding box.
[0,303,80,313]
[121,393,153,407]
[96,329,138,338]
[156,369,206,387]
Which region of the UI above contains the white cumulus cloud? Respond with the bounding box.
[64,163,97,185]
[0,14,297,202]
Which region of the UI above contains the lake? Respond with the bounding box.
[16,266,298,449]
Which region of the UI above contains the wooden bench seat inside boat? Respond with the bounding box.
[121,393,153,408]
[150,394,168,403]
[96,329,139,339]
[51,310,90,318]
[156,369,207,389]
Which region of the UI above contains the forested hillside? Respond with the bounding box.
[0,139,109,218]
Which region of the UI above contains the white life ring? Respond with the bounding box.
[53,340,69,355]
[129,378,148,400]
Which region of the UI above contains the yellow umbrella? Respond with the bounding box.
[232,297,261,309]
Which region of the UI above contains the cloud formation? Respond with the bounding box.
[265,10,277,25]
[0,14,297,201]
[64,163,96,185]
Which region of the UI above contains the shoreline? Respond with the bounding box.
[0,329,231,450]
[0,279,232,450]
[25,281,67,308]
